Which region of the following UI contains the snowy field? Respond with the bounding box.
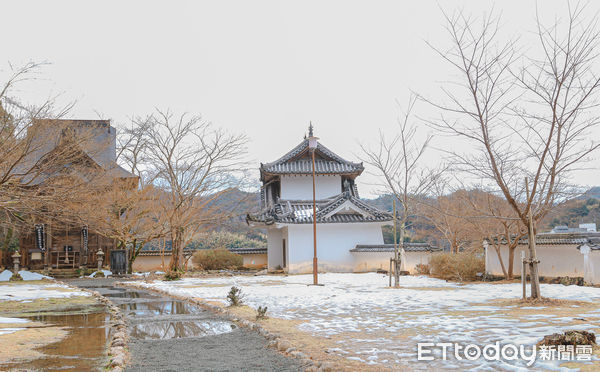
[136,273,600,370]
[0,282,90,302]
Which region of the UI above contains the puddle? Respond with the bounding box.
[0,312,109,371]
[103,290,160,299]
[119,300,203,316]
[130,319,235,340]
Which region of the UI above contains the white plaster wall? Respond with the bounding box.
[280,175,341,200]
[267,227,284,271]
[485,244,585,277]
[286,223,385,274]
[242,254,268,268]
[588,251,600,284]
[133,255,196,271]
[352,251,431,273]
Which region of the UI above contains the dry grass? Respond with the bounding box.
[491,297,592,307]
[429,251,485,281]
[0,325,68,364]
[0,296,99,316]
[192,249,243,270]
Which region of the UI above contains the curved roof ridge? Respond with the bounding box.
[260,139,364,178]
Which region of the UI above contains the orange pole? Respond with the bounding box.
[312,148,318,285]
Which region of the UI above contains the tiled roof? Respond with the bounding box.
[228,247,267,255]
[247,191,392,225]
[514,233,600,245]
[490,232,600,247]
[260,139,363,178]
[350,244,442,253]
[137,248,196,256]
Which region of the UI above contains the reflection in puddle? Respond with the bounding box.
[103,290,160,299]
[0,312,108,371]
[120,300,202,316]
[130,320,234,340]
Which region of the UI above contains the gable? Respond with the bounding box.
[323,199,374,219]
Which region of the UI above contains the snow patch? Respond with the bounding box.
[19,270,52,281]
[0,283,90,302]
[0,317,30,324]
[88,269,112,278]
[0,270,12,281]
[0,328,24,335]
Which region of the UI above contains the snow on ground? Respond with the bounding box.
[136,273,600,370]
[18,270,52,281]
[88,269,112,278]
[0,270,54,281]
[0,270,12,281]
[0,282,90,302]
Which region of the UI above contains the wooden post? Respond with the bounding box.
[521,250,527,300]
[389,258,393,287]
[161,238,165,271]
[393,199,399,287]
[45,224,52,270]
[311,147,318,285]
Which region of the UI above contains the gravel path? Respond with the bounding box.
[67,278,305,372]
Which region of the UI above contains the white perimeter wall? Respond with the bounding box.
[586,251,600,284]
[485,244,586,277]
[280,175,341,200]
[352,251,432,273]
[286,223,384,274]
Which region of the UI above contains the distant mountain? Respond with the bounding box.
[575,186,600,200]
[363,194,394,212]
[541,187,600,231]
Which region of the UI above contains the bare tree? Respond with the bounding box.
[425,4,600,297]
[146,110,248,274]
[117,116,154,185]
[462,190,527,279]
[420,188,476,254]
[0,62,100,230]
[81,181,167,273]
[361,95,443,287]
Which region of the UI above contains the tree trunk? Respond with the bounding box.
[395,224,405,288]
[507,245,516,280]
[169,228,184,272]
[526,216,541,298]
[494,246,508,278]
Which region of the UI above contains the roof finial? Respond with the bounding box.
[308,121,314,137]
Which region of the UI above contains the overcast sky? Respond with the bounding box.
[3,0,600,197]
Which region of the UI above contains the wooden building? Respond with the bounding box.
[17,119,137,270]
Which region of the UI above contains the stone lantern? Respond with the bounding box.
[12,251,21,273]
[97,249,104,271]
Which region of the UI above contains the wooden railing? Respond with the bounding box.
[51,251,80,269]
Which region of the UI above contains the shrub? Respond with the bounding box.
[256,305,268,320]
[192,249,243,270]
[164,270,182,281]
[227,286,243,306]
[428,250,484,282]
[415,264,430,275]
